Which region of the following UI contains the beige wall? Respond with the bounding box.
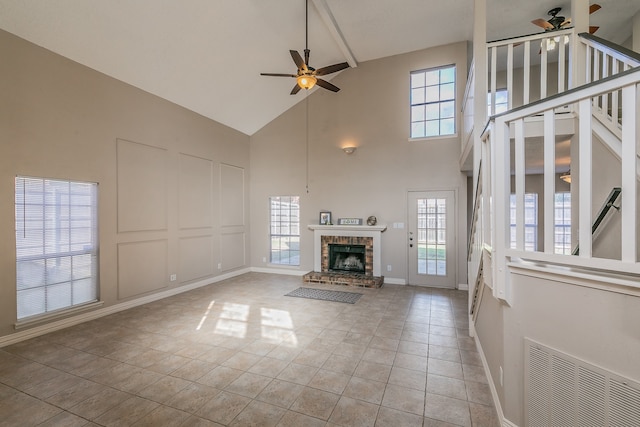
[250,42,469,285]
[500,273,640,425]
[0,29,250,338]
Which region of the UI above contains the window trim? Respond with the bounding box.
[409,64,457,139]
[269,196,300,267]
[510,193,538,251]
[554,191,572,255]
[15,176,100,321]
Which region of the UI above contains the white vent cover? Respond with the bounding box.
[525,338,640,426]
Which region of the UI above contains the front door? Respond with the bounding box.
[408,190,456,288]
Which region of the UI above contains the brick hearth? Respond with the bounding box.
[302,271,384,288]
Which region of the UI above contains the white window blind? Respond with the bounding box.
[269,196,300,266]
[15,177,99,320]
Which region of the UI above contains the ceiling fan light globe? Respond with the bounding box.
[297,75,317,90]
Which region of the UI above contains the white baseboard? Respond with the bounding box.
[383,277,407,285]
[458,283,469,290]
[0,268,250,348]
[250,267,307,276]
[474,334,519,427]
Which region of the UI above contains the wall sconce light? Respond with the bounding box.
[342,146,357,155]
[560,170,571,183]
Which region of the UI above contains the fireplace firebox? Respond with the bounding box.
[328,244,366,274]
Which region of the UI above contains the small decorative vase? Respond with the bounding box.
[367,216,377,226]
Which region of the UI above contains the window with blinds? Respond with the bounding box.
[269,196,300,266]
[15,176,99,320]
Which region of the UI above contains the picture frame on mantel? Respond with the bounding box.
[319,211,332,225]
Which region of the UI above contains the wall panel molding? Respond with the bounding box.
[220,163,245,228]
[117,138,168,233]
[179,153,214,230]
[117,239,168,299]
[179,235,214,282]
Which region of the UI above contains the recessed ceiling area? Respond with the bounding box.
[0,0,636,136]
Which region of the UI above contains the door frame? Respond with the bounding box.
[406,188,459,288]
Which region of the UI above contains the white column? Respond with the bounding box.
[472,0,487,180]
[570,0,589,88]
[633,10,640,54]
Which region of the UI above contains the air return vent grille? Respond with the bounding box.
[525,338,640,426]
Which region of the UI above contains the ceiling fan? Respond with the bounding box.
[260,0,350,95]
[531,4,601,34]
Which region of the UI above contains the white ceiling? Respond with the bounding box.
[0,0,637,136]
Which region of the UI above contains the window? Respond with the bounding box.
[417,197,447,276]
[15,177,98,320]
[487,89,508,115]
[410,65,456,138]
[270,196,300,266]
[510,193,538,251]
[554,192,572,254]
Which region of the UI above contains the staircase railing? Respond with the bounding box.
[572,187,621,255]
[580,33,640,139]
[461,60,475,169]
[481,66,640,302]
[487,28,574,117]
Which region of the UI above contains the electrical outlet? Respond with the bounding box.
[170,274,177,282]
[262,257,267,263]
[387,265,392,272]
[217,263,222,270]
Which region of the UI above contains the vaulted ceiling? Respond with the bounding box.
[0,0,637,136]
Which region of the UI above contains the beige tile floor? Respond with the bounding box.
[0,273,499,427]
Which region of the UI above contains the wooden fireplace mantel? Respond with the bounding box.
[307,224,387,232]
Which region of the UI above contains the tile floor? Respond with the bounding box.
[0,273,499,427]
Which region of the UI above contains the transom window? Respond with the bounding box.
[15,177,99,320]
[269,196,300,266]
[410,65,456,138]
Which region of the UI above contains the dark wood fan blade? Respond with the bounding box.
[315,62,350,76]
[589,3,601,14]
[316,78,340,92]
[290,84,302,95]
[589,25,599,34]
[260,73,297,77]
[532,18,554,30]
[290,50,307,71]
[560,18,571,27]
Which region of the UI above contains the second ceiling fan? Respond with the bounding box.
[531,4,602,34]
[260,0,350,95]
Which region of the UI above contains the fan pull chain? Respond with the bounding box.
[306,93,310,194]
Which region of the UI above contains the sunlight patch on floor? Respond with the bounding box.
[196,300,215,331]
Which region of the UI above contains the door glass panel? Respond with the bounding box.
[417,197,447,276]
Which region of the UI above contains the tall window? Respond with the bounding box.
[410,65,456,138]
[15,177,98,320]
[510,193,538,251]
[270,196,300,266]
[554,192,572,254]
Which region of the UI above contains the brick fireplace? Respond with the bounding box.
[322,236,372,275]
[305,224,387,287]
